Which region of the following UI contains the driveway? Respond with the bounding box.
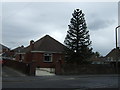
[36,68,55,76]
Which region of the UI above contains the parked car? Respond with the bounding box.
[0,59,2,64]
[0,57,6,66]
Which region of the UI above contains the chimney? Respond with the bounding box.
[21,45,24,48]
[30,40,34,50]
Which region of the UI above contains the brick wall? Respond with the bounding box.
[4,59,36,76]
[28,52,64,68]
[14,52,65,74]
[55,63,117,75]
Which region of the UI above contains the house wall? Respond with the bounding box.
[16,54,20,61]
[24,52,33,62]
[16,53,26,62]
[2,48,9,53]
[31,52,64,68]
[16,52,65,68]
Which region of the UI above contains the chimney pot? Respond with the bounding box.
[30,40,34,50]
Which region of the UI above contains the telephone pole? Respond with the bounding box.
[115,25,120,74]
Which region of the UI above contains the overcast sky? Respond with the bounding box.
[2,2,119,56]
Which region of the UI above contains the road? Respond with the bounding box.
[2,66,119,89]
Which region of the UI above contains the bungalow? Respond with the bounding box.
[105,48,120,63]
[15,35,66,68]
[89,55,106,64]
[4,46,25,60]
[0,44,10,59]
[0,44,10,54]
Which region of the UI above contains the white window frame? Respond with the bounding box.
[107,57,110,61]
[111,57,113,61]
[43,53,52,62]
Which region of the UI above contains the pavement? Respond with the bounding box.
[1,66,120,89]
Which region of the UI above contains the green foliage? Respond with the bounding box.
[94,51,101,57]
[64,9,93,64]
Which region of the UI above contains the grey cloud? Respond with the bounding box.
[2,2,118,56]
[88,19,116,31]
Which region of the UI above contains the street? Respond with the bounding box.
[2,66,119,89]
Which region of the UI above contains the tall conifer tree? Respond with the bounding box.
[64,9,93,64]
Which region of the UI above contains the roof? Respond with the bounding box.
[0,44,9,50]
[12,46,24,53]
[21,35,66,53]
[89,55,105,62]
[105,48,120,59]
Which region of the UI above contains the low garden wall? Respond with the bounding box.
[4,59,119,75]
[4,59,36,76]
[56,63,118,75]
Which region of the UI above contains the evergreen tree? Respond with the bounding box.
[64,9,93,64]
[94,52,101,57]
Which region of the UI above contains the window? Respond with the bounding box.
[111,57,113,61]
[44,53,52,62]
[107,57,110,61]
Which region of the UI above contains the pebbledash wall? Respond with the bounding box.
[16,52,64,68]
